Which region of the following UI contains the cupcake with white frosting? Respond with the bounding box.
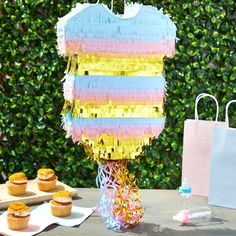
[36,168,58,192]
[7,202,30,230]
[50,190,72,217]
[7,172,27,196]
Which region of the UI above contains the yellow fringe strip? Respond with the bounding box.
[82,135,153,161]
[65,55,164,76]
[74,52,165,59]
[61,100,164,118]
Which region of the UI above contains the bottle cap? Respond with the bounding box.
[179,186,192,194]
[179,178,192,194]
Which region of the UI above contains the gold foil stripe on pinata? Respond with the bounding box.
[69,52,166,59]
[61,101,164,118]
[61,101,72,116]
[65,56,164,76]
[81,135,152,161]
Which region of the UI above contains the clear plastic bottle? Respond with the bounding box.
[187,207,212,223]
[178,178,192,211]
[173,207,212,225]
[173,179,212,225]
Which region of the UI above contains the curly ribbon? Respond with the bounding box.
[96,160,144,231]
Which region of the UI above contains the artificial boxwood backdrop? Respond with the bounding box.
[0,0,235,188]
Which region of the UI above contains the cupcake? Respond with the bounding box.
[36,168,57,192]
[50,190,72,217]
[7,172,27,196]
[7,202,30,230]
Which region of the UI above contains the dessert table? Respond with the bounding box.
[32,188,236,236]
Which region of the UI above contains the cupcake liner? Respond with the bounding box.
[50,201,72,217]
[7,215,30,230]
[36,176,58,192]
[7,181,27,196]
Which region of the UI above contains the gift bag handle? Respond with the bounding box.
[225,100,236,127]
[195,93,219,121]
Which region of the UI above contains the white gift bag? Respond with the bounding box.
[209,100,236,209]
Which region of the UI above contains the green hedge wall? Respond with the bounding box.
[0,0,235,188]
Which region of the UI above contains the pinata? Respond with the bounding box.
[57,3,176,231]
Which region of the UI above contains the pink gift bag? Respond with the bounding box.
[181,93,227,196]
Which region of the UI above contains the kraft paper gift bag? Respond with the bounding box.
[209,100,236,209]
[182,93,227,196]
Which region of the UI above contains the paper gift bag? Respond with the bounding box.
[182,93,227,196]
[209,100,236,209]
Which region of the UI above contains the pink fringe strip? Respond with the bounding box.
[66,127,164,142]
[71,92,164,105]
[61,39,175,56]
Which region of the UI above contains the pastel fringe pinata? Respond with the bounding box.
[57,3,176,231]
